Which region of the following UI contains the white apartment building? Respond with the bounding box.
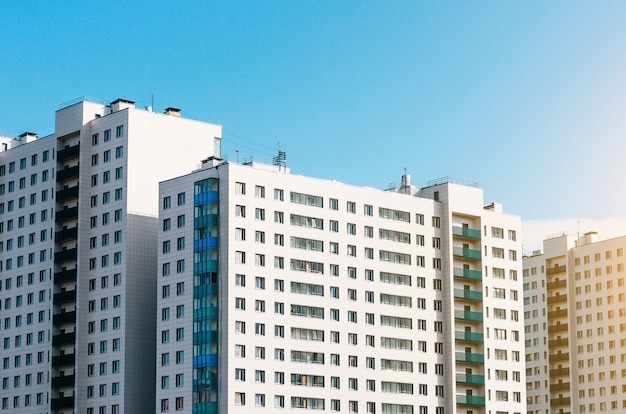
[0,97,221,414]
[157,158,526,414]
[523,232,626,414]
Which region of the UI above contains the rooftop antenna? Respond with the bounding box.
[151,93,154,110]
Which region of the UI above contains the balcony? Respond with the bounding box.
[54,269,77,284]
[55,206,78,222]
[548,309,568,319]
[193,377,218,390]
[193,330,219,343]
[548,337,569,348]
[550,367,570,377]
[453,247,482,260]
[194,214,219,228]
[547,265,567,276]
[193,261,218,274]
[456,394,485,406]
[453,267,482,281]
[549,352,569,363]
[456,373,485,385]
[193,284,218,297]
[455,352,484,364]
[52,331,76,347]
[56,186,79,202]
[455,330,484,343]
[452,226,481,240]
[54,247,78,264]
[57,143,80,162]
[55,227,78,243]
[550,382,570,392]
[550,397,571,406]
[454,288,482,301]
[547,294,567,304]
[547,279,567,289]
[455,309,483,322]
[51,396,75,410]
[52,374,76,389]
[548,323,568,334]
[56,164,79,181]
[53,311,77,326]
[52,353,76,368]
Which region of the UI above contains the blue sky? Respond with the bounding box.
[2,1,626,239]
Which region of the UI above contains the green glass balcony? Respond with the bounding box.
[454,288,482,301]
[455,352,484,364]
[456,373,485,385]
[453,267,482,281]
[456,394,485,406]
[452,226,481,240]
[455,330,484,343]
[453,247,482,260]
[455,309,483,322]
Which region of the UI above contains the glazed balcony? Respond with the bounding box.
[453,247,482,260]
[193,307,219,319]
[455,330,484,343]
[452,226,481,240]
[455,352,484,364]
[454,288,482,301]
[453,267,482,281]
[455,309,483,322]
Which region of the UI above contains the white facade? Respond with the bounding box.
[523,232,626,414]
[0,98,221,414]
[157,161,526,414]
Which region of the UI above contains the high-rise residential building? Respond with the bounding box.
[523,232,626,414]
[0,97,221,414]
[157,159,526,414]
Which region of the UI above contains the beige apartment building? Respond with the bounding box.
[523,232,626,414]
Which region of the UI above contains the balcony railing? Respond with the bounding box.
[456,373,485,384]
[548,309,567,319]
[454,288,482,301]
[550,382,570,392]
[548,337,569,347]
[455,309,483,322]
[52,353,76,368]
[455,352,484,364]
[53,311,77,326]
[56,186,79,202]
[548,323,568,334]
[54,269,77,285]
[453,267,482,281]
[55,206,79,222]
[547,279,567,289]
[54,247,78,264]
[548,352,569,363]
[57,143,80,162]
[455,330,484,342]
[51,396,75,410]
[56,164,79,181]
[52,332,76,347]
[549,367,570,377]
[547,294,567,304]
[52,374,76,389]
[452,226,481,240]
[456,394,485,406]
[550,397,571,406]
[453,247,482,260]
[55,227,78,243]
[546,265,567,275]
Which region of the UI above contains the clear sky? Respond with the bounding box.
[2,1,626,247]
